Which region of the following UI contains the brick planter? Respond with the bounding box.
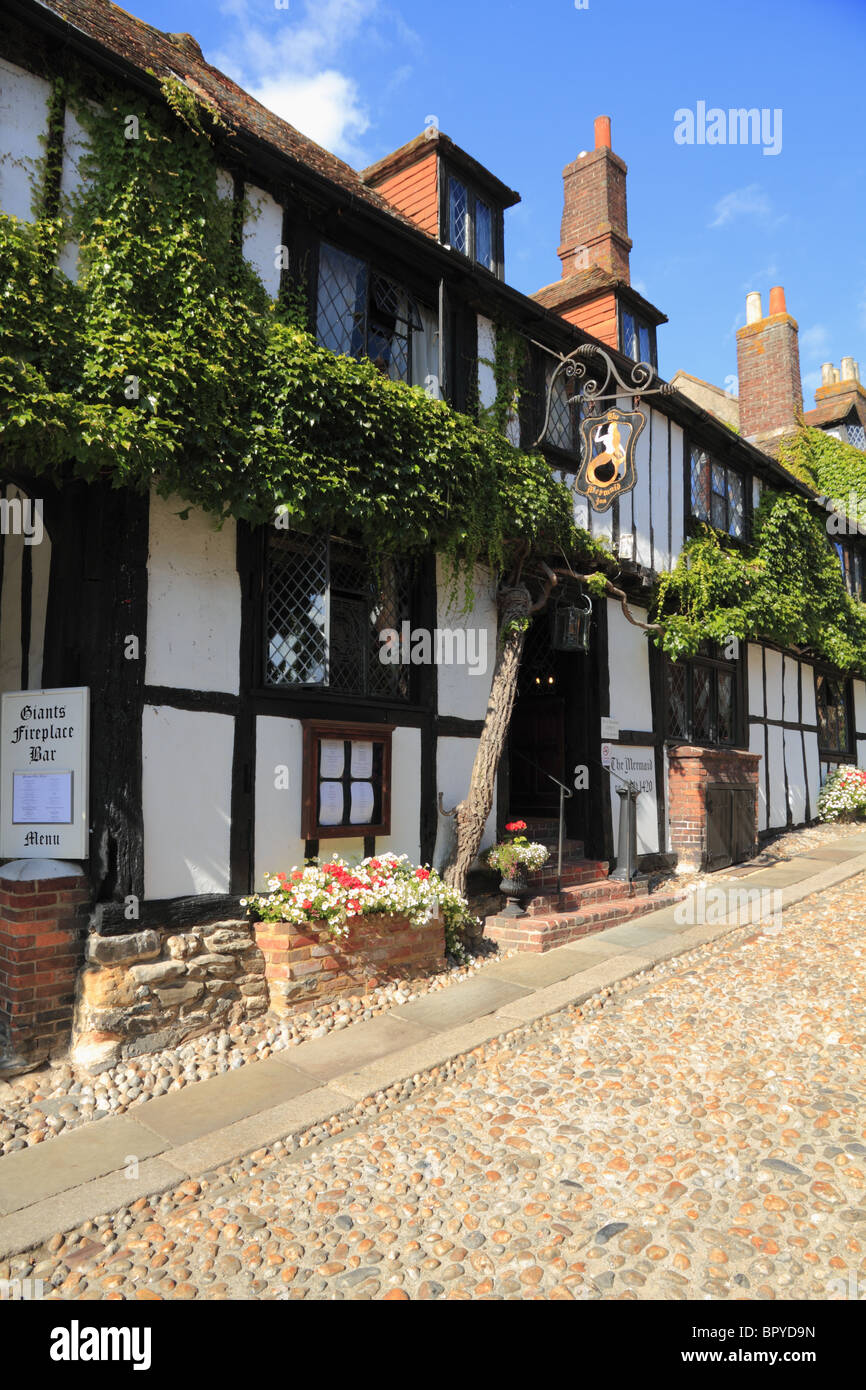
[254,911,446,1017]
[667,744,761,870]
[0,860,90,1076]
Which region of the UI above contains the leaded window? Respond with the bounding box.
[266,531,413,699]
[620,308,656,369]
[664,652,738,746]
[816,673,851,754]
[690,446,746,538]
[848,423,866,450]
[316,242,420,382]
[544,363,579,457]
[446,175,500,272]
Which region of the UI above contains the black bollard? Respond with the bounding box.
[610,781,638,881]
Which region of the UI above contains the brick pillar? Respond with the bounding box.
[736,286,803,445]
[558,115,633,282]
[0,860,90,1076]
[667,746,761,870]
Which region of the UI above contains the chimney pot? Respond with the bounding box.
[594,115,612,150]
[841,356,857,382]
[746,292,763,325]
[821,362,835,386]
[768,285,787,316]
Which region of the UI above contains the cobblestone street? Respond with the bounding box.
[5,872,866,1301]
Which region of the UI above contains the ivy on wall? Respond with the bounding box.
[654,489,866,673]
[0,73,604,594]
[777,426,866,530]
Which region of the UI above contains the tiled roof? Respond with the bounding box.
[532,269,668,325]
[29,0,413,226]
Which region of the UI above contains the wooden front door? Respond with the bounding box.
[510,697,566,816]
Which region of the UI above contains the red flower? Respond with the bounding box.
[302,898,313,910]
[291,871,302,882]
[505,820,527,832]
[277,872,288,882]
[348,899,360,912]
[415,868,430,881]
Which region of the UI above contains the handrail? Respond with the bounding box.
[511,748,574,798]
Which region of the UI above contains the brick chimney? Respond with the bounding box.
[735,286,803,444]
[558,115,632,282]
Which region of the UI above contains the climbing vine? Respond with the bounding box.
[478,323,526,437]
[777,426,866,533]
[654,490,866,673]
[0,72,600,596]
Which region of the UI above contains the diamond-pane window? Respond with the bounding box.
[816,674,850,753]
[449,178,468,255]
[690,446,710,520]
[692,666,712,741]
[717,670,734,743]
[666,663,688,739]
[690,444,748,539]
[266,532,412,698]
[848,424,866,450]
[545,364,578,456]
[316,245,418,383]
[622,310,636,361]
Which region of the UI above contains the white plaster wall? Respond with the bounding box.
[747,644,764,717]
[142,705,233,897]
[802,663,817,725]
[649,408,670,572]
[437,735,496,853]
[782,656,799,723]
[669,421,685,563]
[631,402,653,570]
[0,58,49,220]
[477,316,496,410]
[749,722,768,831]
[858,738,866,773]
[254,715,304,888]
[243,184,283,299]
[804,729,820,815]
[435,557,497,720]
[319,837,366,862]
[767,723,786,828]
[606,599,653,732]
[572,492,590,533]
[853,679,866,737]
[753,477,763,511]
[28,521,51,688]
[146,492,241,694]
[764,649,784,722]
[378,726,422,862]
[784,728,806,824]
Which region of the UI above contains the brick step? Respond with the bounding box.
[527,859,609,890]
[485,889,686,954]
[525,876,651,917]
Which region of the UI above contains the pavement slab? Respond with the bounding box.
[129,1058,316,1146]
[390,975,531,1031]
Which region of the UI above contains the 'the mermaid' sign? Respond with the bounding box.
[575,406,646,513]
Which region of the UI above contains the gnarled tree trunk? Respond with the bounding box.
[443,583,533,898]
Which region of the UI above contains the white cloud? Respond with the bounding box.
[709,184,773,229]
[212,0,393,163]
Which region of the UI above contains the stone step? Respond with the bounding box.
[484,889,686,954]
[524,876,651,917]
[527,859,609,892]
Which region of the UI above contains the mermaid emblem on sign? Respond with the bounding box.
[576,406,645,512]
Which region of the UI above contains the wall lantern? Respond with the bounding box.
[551,593,592,653]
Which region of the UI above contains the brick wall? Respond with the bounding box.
[559,147,631,282]
[0,869,89,1074]
[667,745,761,869]
[255,912,446,1017]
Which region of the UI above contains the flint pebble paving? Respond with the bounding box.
[3,867,866,1301]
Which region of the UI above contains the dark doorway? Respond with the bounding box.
[507,604,594,842]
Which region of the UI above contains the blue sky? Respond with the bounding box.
[132,0,865,400]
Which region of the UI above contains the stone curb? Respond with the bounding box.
[1,846,865,1260]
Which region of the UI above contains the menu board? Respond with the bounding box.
[302,721,393,839]
[1,688,89,859]
[13,771,73,825]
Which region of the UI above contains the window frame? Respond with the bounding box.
[663,648,743,749]
[442,166,503,276]
[815,670,854,758]
[618,303,658,371]
[314,240,422,383]
[539,354,582,465]
[262,528,417,704]
[688,441,750,541]
[301,719,394,839]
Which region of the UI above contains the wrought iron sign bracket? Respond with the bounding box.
[532,342,677,449]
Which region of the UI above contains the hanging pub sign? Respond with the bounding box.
[0,688,90,860]
[575,406,646,513]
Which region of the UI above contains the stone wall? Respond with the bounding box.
[71,920,267,1070]
[255,911,446,1017]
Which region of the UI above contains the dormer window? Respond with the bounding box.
[620,306,657,369]
[447,175,498,272]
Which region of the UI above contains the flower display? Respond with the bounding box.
[817,765,866,822]
[485,822,549,875]
[241,853,471,939]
